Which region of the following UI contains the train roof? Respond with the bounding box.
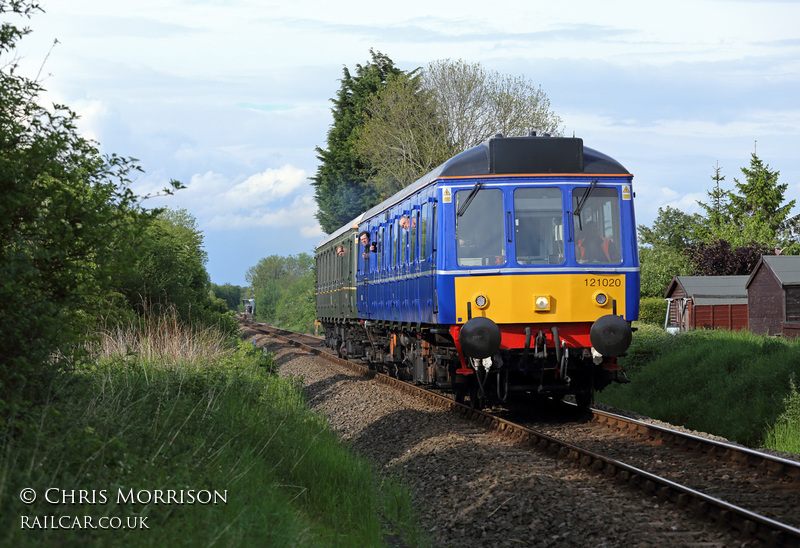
[316,135,631,250]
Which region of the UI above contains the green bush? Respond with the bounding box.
[637,297,668,326]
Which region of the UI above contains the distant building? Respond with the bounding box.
[745,255,800,338]
[664,276,749,332]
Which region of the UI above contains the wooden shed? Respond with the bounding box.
[745,255,800,338]
[663,275,749,332]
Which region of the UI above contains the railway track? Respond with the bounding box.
[243,320,800,546]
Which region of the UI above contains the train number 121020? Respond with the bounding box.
[584,277,622,287]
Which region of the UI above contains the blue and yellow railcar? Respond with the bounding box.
[316,134,638,408]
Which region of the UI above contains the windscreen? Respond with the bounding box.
[514,187,564,265]
[456,188,505,267]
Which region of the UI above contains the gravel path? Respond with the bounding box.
[255,331,761,547]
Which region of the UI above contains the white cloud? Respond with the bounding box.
[222,166,306,208]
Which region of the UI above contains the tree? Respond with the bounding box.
[697,161,731,231]
[637,207,704,298]
[423,59,563,152]
[685,239,772,276]
[729,150,793,235]
[312,50,405,233]
[637,206,706,253]
[211,283,244,311]
[247,253,315,329]
[355,72,450,199]
[117,209,211,322]
[0,1,181,408]
[639,246,693,298]
[355,59,564,199]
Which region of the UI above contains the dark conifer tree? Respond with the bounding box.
[312,50,405,233]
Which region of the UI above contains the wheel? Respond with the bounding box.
[575,391,593,410]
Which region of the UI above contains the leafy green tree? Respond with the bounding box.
[247,253,315,330]
[275,269,317,333]
[117,209,211,323]
[0,1,180,410]
[355,72,450,199]
[312,50,405,233]
[355,59,564,199]
[637,207,704,297]
[639,246,693,298]
[211,283,244,311]
[637,206,706,252]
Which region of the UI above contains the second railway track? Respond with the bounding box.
[244,321,800,547]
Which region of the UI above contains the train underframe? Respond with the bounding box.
[321,319,627,410]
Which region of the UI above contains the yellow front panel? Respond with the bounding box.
[454,274,626,324]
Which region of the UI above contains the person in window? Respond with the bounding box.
[336,245,345,257]
[399,215,416,231]
[577,221,616,263]
[359,231,376,259]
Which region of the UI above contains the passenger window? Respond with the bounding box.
[400,219,406,264]
[378,228,383,269]
[572,186,622,264]
[456,188,505,267]
[514,188,564,265]
[420,205,428,261]
[389,224,394,268]
[410,211,417,263]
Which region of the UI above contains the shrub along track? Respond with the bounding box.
[242,321,800,547]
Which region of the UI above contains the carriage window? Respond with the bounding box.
[572,186,622,264]
[389,224,395,267]
[400,218,406,264]
[456,188,505,267]
[410,211,418,263]
[378,228,383,269]
[514,188,563,265]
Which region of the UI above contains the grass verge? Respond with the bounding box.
[1,315,427,547]
[597,324,800,451]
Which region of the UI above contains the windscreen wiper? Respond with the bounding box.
[572,179,597,230]
[457,180,484,217]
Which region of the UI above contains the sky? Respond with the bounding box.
[10,0,800,286]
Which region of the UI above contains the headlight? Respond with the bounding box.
[593,291,609,307]
[472,293,489,309]
[534,296,550,311]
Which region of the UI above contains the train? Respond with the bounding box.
[315,133,638,409]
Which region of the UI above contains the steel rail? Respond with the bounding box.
[592,409,800,481]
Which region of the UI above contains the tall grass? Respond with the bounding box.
[763,378,800,454]
[598,325,800,450]
[1,315,426,547]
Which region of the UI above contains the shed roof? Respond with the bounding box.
[664,275,749,301]
[746,255,800,288]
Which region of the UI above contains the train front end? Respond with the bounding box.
[437,136,638,407]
